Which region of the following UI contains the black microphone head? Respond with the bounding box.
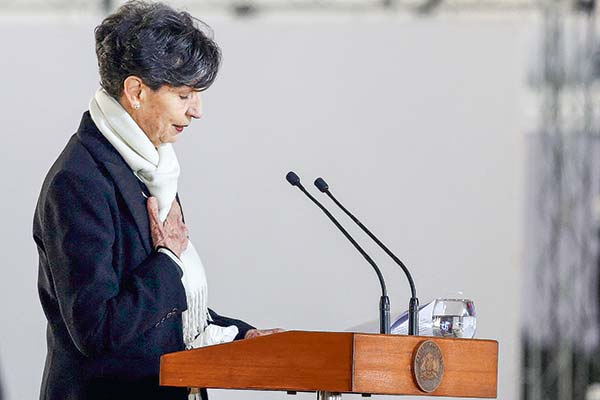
[314,177,329,192]
[286,171,301,187]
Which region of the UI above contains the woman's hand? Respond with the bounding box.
[244,328,285,339]
[147,197,189,257]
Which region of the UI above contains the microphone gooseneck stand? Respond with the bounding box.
[286,171,391,336]
[314,177,420,336]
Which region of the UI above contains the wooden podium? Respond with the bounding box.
[160,331,498,399]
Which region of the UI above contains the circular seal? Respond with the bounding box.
[413,340,444,393]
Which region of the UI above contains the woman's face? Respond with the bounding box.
[131,84,203,147]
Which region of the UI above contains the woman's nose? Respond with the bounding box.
[187,94,203,119]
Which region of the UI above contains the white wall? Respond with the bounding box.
[0,12,532,400]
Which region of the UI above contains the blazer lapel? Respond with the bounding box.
[76,112,153,254]
[103,161,153,254]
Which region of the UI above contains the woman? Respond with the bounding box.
[33,2,279,399]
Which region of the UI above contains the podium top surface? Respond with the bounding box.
[160,331,498,398]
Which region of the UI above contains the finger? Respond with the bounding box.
[147,197,162,228]
[171,199,185,221]
[244,329,258,339]
[261,328,284,336]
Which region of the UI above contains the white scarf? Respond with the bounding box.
[89,88,238,349]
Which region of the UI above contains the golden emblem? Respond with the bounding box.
[413,340,444,393]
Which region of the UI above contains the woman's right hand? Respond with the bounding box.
[147,197,189,258]
[244,328,285,339]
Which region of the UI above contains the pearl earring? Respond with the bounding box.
[133,103,140,110]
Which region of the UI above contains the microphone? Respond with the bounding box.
[286,171,391,334]
[314,177,420,336]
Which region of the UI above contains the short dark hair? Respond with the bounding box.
[94,1,221,98]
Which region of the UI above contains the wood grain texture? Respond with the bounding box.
[160,331,354,391]
[353,334,498,398]
[160,331,498,398]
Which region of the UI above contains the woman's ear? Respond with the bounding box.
[121,76,144,110]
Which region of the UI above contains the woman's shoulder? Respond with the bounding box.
[47,134,109,187]
[34,131,117,230]
[38,134,116,212]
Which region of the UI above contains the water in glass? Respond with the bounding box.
[431,298,476,338]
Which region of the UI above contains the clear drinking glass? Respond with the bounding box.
[431,298,476,338]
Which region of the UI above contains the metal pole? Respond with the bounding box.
[316,391,342,400]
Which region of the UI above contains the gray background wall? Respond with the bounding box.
[0,13,532,400]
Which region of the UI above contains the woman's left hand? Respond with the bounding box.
[244,328,285,339]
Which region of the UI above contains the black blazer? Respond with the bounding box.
[33,112,254,400]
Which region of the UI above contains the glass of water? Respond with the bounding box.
[432,298,476,338]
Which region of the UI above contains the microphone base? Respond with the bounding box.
[408,297,420,336]
[380,295,391,334]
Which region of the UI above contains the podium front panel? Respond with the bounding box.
[353,334,498,398]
